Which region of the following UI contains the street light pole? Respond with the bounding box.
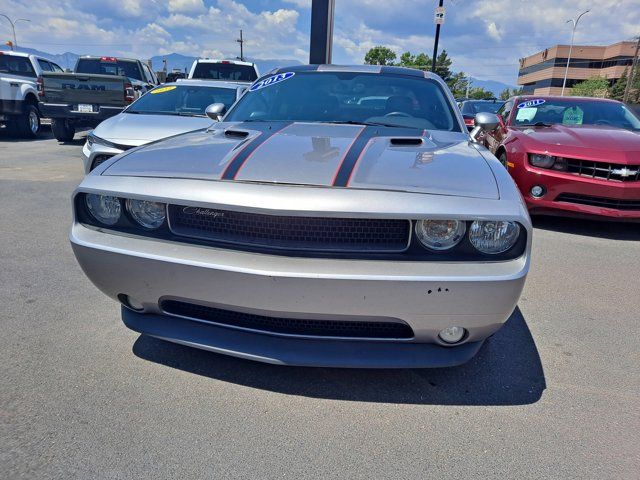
[561,9,590,96]
[431,0,444,74]
[0,14,30,50]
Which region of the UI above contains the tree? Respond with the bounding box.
[448,72,470,98]
[570,76,609,98]
[468,87,496,100]
[499,87,522,100]
[433,50,453,82]
[364,46,397,66]
[609,69,628,101]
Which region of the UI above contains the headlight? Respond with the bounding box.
[87,133,118,149]
[469,221,520,254]
[415,220,466,251]
[126,199,166,229]
[85,194,121,225]
[529,153,556,168]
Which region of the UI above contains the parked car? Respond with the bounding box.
[479,96,640,221]
[458,99,504,130]
[82,80,247,172]
[165,71,185,83]
[188,59,259,82]
[70,65,531,368]
[39,56,160,142]
[0,51,63,137]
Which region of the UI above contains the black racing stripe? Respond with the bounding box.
[221,122,292,180]
[332,126,424,187]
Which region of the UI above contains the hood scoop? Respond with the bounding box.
[224,129,250,139]
[390,138,424,146]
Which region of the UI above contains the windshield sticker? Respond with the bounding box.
[562,106,584,125]
[516,107,537,122]
[249,72,295,92]
[150,86,177,94]
[517,99,545,109]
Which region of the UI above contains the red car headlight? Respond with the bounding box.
[528,153,557,169]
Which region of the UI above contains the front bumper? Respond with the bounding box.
[71,219,528,368]
[511,160,640,220]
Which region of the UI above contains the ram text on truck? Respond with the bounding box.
[39,56,159,142]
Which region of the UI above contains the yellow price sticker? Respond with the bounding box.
[150,86,177,94]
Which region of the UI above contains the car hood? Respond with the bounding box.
[103,122,499,199]
[513,124,640,164]
[92,112,215,146]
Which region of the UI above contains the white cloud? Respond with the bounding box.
[486,22,502,41]
[168,0,206,14]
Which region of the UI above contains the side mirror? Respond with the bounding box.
[470,112,500,141]
[205,103,226,121]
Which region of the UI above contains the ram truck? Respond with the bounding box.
[0,51,63,138]
[39,56,159,141]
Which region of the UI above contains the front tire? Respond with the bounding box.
[51,119,75,142]
[16,105,41,138]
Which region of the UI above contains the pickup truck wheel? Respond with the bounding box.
[17,105,41,138]
[51,119,76,142]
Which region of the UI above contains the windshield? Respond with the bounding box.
[512,98,640,131]
[126,85,238,116]
[76,59,143,81]
[225,71,461,131]
[192,63,257,82]
[461,101,504,115]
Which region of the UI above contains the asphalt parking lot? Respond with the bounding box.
[1,129,639,479]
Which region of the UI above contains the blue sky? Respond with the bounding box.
[1,0,638,84]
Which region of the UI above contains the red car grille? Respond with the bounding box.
[556,193,640,211]
[565,158,640,182]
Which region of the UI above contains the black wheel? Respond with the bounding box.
[16,104,41,138]
[5,119,21,137]
[51,119,76,142]
[498,151,508,169]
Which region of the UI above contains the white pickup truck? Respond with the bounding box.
[0,51,63,138]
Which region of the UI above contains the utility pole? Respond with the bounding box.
[309,0,335,64]
[561,9,590,96]
[466,76,471,99]
[431,0,445,74]
[236,29,244,61]
[623,36,640,104]
[0,14,30,49]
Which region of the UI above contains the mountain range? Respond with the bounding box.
[0,46,517,95]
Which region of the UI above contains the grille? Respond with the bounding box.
[556,193,640,211]
[168,205,411,253]
[90,154,114,171]
[161,300,414,339]
[564,158,640,182]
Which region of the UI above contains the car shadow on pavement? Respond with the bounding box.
[533,215,640,241]
[132,307,546,406]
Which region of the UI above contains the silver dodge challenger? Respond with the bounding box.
[70,65,532,368]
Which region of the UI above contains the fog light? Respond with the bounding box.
[438,326,466,344]
[530,185,545,198]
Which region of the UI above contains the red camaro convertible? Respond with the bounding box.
[483,96,640,221]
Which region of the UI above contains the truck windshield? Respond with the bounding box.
[192,63,257,82]
[76,59,143,81]
[513,98,640,131]
[126,85,237,116]
[226,71,461,132]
